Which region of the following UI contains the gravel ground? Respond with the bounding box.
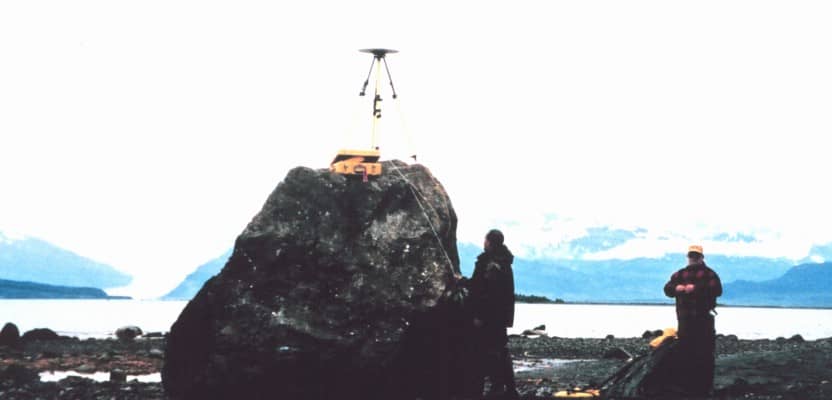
[2,333,831,399]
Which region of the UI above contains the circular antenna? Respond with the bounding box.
[359,48,399,58]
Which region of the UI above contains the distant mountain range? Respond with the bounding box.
[722,263,832,307]
[160,242,830,308]
[0,232,131,289]
[458,243,828,307]
[161,250,231,300]
[0,278,129,299]
[4,228,829,307]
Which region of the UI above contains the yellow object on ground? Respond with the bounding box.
[554,388,601,398]
[649,327,678,349]
[330,149,382,177]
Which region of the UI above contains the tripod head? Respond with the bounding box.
[359,48,398,100]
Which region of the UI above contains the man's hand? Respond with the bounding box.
[675,284,685,293]
[684,284,695,294]
[473,318,483,328]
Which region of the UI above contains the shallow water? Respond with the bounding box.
[509,303,832,340]
[513,358,586,372]
[39,371,161,383]
[2,300,830,340]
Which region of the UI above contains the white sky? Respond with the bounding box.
[1,1,831,298]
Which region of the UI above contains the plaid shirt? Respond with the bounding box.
[664,262,722,319]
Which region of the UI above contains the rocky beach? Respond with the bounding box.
[1,325,831,399]
[3,162,829,399]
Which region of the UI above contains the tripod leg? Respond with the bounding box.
[382,57,398,98]
[360,57,376,96]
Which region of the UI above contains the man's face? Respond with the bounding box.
[688,254,703,265]
[483,239,490,251]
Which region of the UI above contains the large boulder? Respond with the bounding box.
[0,322,20,347]
[20,328,61,342]
[163,161,464,400]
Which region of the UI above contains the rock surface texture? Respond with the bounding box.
[163,161,462,400]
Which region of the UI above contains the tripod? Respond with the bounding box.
[358,48,398,150]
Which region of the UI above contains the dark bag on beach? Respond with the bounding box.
[600,337,688,399]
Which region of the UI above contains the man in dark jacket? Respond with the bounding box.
[664,244,723,396]
[469,229,518,400]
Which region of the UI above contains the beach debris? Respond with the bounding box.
[648,328,677,349]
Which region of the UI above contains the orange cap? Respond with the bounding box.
[688,244,704,255]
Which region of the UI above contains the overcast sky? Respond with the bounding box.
[2,1,830,298]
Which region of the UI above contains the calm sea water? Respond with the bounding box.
[509,303,832,340]
[1,300,830,340]
[1,299,189,339]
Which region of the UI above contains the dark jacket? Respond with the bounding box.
[664,262,722,320]
[469,244,515,328]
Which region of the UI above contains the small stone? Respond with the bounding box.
[110,369,127,383]
[76,364,96,373]
[787,334,804,343]
[149,349,165,359]
[115,326,143,341]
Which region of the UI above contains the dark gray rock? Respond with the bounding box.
[788,334,805,343]
[20,328,60,342]
[149,349,164,359]
[76,364,96,373]
[0,322,20,347]
[110,369,127,383]
[163,161,462,400]
[0,364,38,386]
[115,326,143,341]
[602,347,632,360]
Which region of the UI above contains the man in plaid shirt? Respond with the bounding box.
[664,244,723,396]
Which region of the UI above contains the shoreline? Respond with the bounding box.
[517,300,832,310]
[2,332,831,399]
